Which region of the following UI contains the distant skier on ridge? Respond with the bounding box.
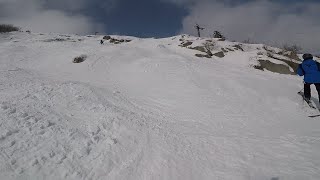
[297,53,320,103]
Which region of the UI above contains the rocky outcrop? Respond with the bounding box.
[212,51,225,58]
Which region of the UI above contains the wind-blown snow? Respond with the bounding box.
[0,32,319,180]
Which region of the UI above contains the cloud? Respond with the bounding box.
[170,0,320,53]
[0,0,105,34]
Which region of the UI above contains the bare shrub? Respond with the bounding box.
[282,44,302,53]
[73,55,87,63]
[203,41,216,56]
[242,38,256,44]
[203,41,215,51]
[281,44,301,60]
[0,24,20,33]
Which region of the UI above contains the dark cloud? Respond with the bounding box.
[0,0,105,34]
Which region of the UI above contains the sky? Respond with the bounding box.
[0,0,319,53]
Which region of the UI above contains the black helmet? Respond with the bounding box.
[302,53,313,60]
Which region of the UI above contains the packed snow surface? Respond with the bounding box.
[0,32,320,180]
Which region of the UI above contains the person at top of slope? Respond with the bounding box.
[297,53,320,102]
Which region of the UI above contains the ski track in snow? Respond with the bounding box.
[0,32,320,180]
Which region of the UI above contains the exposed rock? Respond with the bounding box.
[253,64,264,70]
[284,51,300,61]
[213,51,225,58]
[43,38,68,42]
[109,38,116,43]
[267,53,299,72]
[107,37,131,44]
[206,49,213,56]
[103,35,111,40]
[233,44,244,51]
[221,48,228,53]
[190,46,206,53]
[73,55,87,63]
[195,54,212,58]
[226,48,234,52]
[254,60,295,75]
[181,41,193,47]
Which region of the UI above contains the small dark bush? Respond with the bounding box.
[213,31,225,39]
[0,24,20,33]
[73,55,87,63]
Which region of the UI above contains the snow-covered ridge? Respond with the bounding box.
[1,32,320,180]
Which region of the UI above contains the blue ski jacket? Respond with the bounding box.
[297,58,320,83]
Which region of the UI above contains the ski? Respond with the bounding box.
[297,91,320,117]
[297,91,316,109]
[308,114,320,118]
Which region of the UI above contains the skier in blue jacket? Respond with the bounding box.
[297,53,320,102]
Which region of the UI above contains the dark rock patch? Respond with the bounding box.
[254,60,295,75]
[190,46,207,53]
[213,51,225,58]
[195,54,212,58]
[73,55,87,63]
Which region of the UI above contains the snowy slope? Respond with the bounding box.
[0,32,320,180]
